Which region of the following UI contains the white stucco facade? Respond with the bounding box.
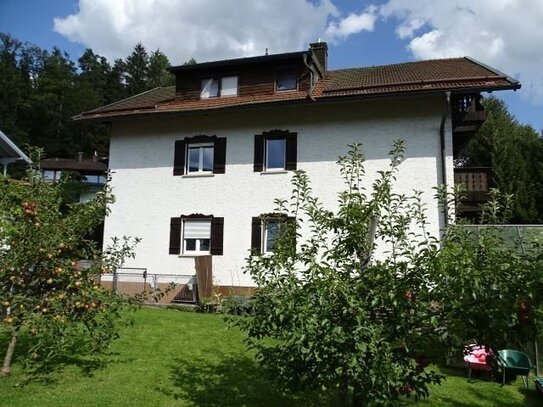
[104,94,454,287]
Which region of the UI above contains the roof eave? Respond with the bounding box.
[169,51,308,73]
[464,56,520,87]
[72,83,520,124]
[0,130,31,164]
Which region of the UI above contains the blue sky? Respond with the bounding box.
[0,0,541,130]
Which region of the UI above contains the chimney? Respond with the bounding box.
[309,41,328,75]
[92,151,98,163]
[77,152,83,162]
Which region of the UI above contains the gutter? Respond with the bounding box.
[439,91,451,227]
[302,53,317,100]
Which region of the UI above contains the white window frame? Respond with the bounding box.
[186,143,214,174]
[262,219,281,254]
[200,78,219,98]
[220,76,238,97]
[200,76,238,99]
[182,219,211,254]
[276,70,298,92]
[264,137,286,171]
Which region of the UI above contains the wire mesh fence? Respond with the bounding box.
[99,268,197,304]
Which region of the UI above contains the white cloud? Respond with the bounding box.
[379,0,543,104]
[54,0,345,64]
[325,6,378,41]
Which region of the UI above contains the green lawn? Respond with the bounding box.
[0,307,540,406]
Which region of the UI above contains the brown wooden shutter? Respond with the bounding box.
[173,140,186,175]
[251,217,262,254]
[213,138,226,174]
[210,217,224,255]
[285,132,297,170]
[169,217,182,254]
[254,134,264,172]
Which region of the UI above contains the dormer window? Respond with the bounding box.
[200,76,238,98]
[276,70,298,92]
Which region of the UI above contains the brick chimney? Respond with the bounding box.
[77,152,83,162]
[309,41,328,75]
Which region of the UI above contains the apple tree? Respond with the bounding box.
[231,141,543,406]
[0,162,138,376]
[232,142,445,406]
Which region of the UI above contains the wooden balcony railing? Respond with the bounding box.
[454,167,492,204]
[452,94,486,123]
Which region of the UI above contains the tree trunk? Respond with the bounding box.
[1,327,19,376]
[352,388,366,407]
[337,376,352,407]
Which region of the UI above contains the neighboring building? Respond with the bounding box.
[0,130,30,176]
[75,42,519,293]
[40,152,107,203]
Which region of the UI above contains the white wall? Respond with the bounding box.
[104,95,453,286]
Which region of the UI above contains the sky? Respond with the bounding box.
[0,0,541,130]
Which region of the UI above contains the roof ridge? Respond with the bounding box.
[328,57,468,73]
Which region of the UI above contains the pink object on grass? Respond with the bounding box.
[464,345,493,372]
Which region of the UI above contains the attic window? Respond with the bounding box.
[200,76,238,98]
[276,70,297,91]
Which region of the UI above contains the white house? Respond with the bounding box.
[75,43,519,295]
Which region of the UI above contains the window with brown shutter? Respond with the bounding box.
[169,214,224,256]
[173,135,227,176]
[253,130,297,172]
[251,214,296,255]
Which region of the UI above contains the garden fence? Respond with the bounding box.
[99,268,197,304]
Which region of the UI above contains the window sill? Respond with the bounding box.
[182,173,215,178]
[260,170,289,175]
[178,253,211,258]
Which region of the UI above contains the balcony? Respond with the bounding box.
[454,167,492,217]
[451,94,487,156]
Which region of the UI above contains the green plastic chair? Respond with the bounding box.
[497,349,534,388]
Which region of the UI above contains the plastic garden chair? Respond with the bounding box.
[497,349,534,388]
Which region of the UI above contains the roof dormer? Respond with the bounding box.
[168,43,328,102]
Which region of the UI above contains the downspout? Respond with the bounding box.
[303,54,317,101]
[439,91,451,228]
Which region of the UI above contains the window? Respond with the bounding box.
[173,136,226,176]
[276,70,298,92]
[265,138,286,170]
[251,215,295,255]
[187,143,214,173]
[263,219,280,253]
[183,219,211,253]
[200,76,238,98]
[82,174,107,185]
[254,130,297,172]
[42,170,62,183]
[169,216,224,255]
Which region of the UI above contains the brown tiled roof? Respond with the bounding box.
[74,57,519,121]
[83,86,176,114]
[41,158,107,172]
[321,57,516,97]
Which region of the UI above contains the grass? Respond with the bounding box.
[0,307,540,406]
